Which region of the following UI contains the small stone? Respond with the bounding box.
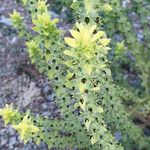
[144,126,150,136]
[39,141,47,150]
[43,85,50,94]
[115,131,122,141]
[9,136,17,146]
[122,0,131,8]
[0,128,7,135]
[1,137,8,145]
[14,148,22,150]
[51,11,59,19]
[41,103,48,110]
[46,93,54,101]
[11,36,18,44]
[24,144,33,150]
[137,32,144,42]
[9,128,15,136]
[43,111,51,116]
[0,16,12,26]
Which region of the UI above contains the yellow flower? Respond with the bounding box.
[64,23,110,52]
[37,0,49,12]
[116,41,125,51]
[13,114,39,144]
[9,10,23,26]
[0,104,19,125]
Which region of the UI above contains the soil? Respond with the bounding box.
[0,0,57,149]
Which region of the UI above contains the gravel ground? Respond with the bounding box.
[0,0,58,149]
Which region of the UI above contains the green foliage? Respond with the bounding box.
[0,104,21,125]
[100,0,150,113]
[12,113,39,144]
[0,0,150,149]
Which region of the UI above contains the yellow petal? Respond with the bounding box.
[64,37,78,48]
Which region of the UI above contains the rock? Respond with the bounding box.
[43,85,51,94]
[14,148,23,150]
[51,11,59,19]
[11,36,18,44]
[46,93,54,101]
[115,131,122,141]
[1,136,8,145]
[39,142,47,150]
[144,126,150,136]
[0,16,12,26]
[43,111,51,116]
[24,144,33,150]
[41,103,48,110]
[114,34,124,42]
[137,32,144,42]
[9,136,17,146]
[0,128,7,135]
[122,0,131,9]
[9,128,16,136]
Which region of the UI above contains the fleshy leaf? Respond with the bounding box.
[64,37,78,48]
[92,31,105,42]
[70,30,80,39]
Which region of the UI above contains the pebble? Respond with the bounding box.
[43,111,52,116]
[9,128,15,136]
[43,85,51,94]
[46,93,54,101]
[144,126,150,136]
[1,137,8,145]
[122,0,131,9]
[42,103,48,110]
[11,36,18,44]
[39,142,48,150]
[115,131,122,141]
[0,16,12,26]
[9,136,17,146]
[137,32,144,42]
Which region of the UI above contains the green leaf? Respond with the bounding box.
[22,0,28,5]
[84,64,93,75]
[91,135,98,145]
[64,50,76,57]
[70,30,80,39]
[92,31,105,42]
[79,100,86,111]
[100,38,111,47]
[79,82,86,93]
[103,3,113,12]
[85,119,91,131]
[64,37,78,48]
